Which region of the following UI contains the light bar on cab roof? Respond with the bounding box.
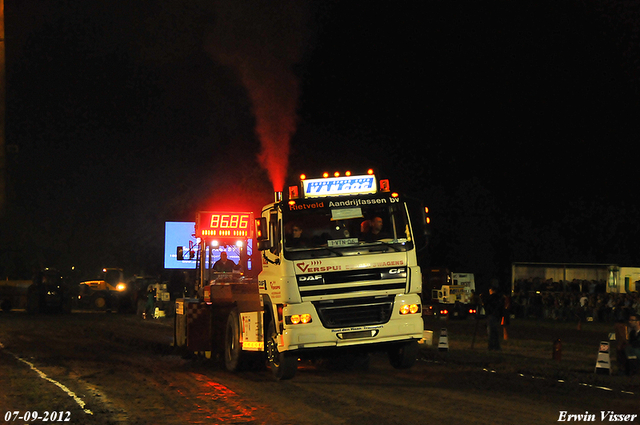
[302,174,377,198]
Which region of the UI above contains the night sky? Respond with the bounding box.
[3,1,640,285]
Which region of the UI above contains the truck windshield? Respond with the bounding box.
[283,195,413,260]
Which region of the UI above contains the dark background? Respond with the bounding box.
[3,1,640,288]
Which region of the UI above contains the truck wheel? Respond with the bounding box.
[1,299,11,312]
[388,340,419,369]
[224,309,245,372]
[27,291,41,314]
[266,320,297,380]
[93,294,107,310]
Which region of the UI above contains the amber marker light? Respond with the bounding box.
[367,168,374,175]
[322,172,329,178]
[345,171,351,176]
[334,171,340,177]
[300,174,306,180]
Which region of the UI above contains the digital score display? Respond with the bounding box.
[196,212,253,239]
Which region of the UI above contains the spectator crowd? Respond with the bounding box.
[510,278,639,323]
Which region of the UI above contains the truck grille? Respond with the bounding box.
[312,296,395,328]
[297,267,407,328]
[297,267,407,299]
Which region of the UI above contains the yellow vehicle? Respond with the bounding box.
[77,279,127,310]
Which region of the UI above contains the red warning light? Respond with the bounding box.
[288,185,299,199]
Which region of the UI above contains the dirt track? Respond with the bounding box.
[0,312,637,424]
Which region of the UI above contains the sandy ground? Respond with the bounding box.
[0,312,638,424]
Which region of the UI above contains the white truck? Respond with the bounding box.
[175,170,428,380]
[430,272,477,318]
[256,170,427,379]
[431,273,475,303]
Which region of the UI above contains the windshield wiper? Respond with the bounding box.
[289,246,344,257]
[366,241,403,252]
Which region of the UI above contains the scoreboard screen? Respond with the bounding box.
[196,212,253,239]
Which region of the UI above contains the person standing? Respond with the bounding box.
[624,312,640,375]
[483,284,504,351]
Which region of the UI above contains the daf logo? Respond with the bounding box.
[299,275,323,282]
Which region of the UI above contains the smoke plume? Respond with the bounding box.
[209,1,306,192]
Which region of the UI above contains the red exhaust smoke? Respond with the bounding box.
[209,1,306,193]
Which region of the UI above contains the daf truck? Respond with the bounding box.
[256,170,427,378]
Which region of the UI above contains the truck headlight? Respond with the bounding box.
[116,283,127,292]
[400,304,420,315]
[286,314,312,325]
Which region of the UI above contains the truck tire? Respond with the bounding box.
[388,340,419,369]
[27,290,41,314]
[1,299,11,312]
[266,319,297,380]
[93,295,106,309]
[224,308,245,371]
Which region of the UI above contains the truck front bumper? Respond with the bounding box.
[279,294,423,352]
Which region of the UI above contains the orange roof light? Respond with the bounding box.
[322,172,329,178]
[345,171,351,176]
[367,169,374,175]
[334,171,340,177]
[300,174,306,181]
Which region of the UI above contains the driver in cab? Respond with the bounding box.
[362,216,390,242]
[213,252,236,273]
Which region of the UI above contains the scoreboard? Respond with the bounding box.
[196,212,253,239]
